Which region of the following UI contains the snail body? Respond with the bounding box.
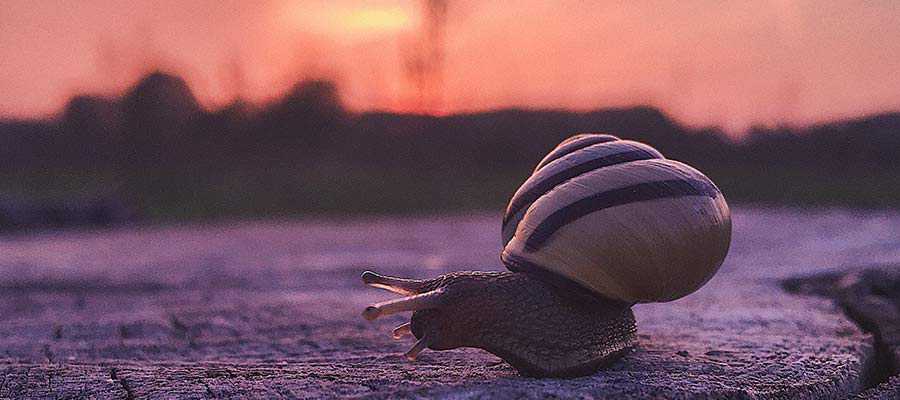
[362,134,732,377]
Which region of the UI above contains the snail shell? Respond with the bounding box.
[531,133,622,173]
[501,134,732,304]
[361,133,732,377]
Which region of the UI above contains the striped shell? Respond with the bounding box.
[501,134,732,304]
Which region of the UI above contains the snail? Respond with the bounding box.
[361,133,732,377]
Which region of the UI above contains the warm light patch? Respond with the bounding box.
[280,2,415,39]
[339,7,412,33]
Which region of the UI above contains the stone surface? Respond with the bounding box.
[856,376,900,400]
[0,208,898,398]
[786,267,900,399]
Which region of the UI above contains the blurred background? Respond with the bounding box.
[2,0,899,231]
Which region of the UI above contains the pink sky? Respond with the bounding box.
[1,1,899,135]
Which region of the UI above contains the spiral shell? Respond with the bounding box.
[531,133,621,173]
[501,134,731,304]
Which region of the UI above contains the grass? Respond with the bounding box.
[2,164,898,225]
[708,166,900,209]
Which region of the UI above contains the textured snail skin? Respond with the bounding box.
[363,270,637,377]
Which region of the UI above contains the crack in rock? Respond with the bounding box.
[784,266,900,397]
[108,368,135,400]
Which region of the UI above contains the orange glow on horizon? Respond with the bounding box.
[1,1,900,136]
[339,7,414,33]
[280,3,416,39]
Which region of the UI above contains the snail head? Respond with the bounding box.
[362,270,636,377]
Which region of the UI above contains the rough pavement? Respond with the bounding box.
[785,268,900,399]
[0,208,898,398]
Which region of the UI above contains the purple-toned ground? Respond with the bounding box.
[0,208,897,399]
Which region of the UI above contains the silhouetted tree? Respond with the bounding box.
[256,80,347,152]
[121,72,202,165]
[59,95,123,168]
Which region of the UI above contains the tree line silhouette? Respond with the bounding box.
[1,71,898,229]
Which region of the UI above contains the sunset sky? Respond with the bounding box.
[1,0,899,134]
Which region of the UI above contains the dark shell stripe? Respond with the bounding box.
[533,134,620,172]
[504,147,662,226]
[500,250,628,307]
[501,218,521,248]
[523,178,720,252]
[502,142,663,246]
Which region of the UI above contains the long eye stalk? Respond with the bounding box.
[361,271,425,295]
[362,287,445,320]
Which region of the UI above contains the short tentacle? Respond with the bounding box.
[405,335,433,361]
[392,322,412,339]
